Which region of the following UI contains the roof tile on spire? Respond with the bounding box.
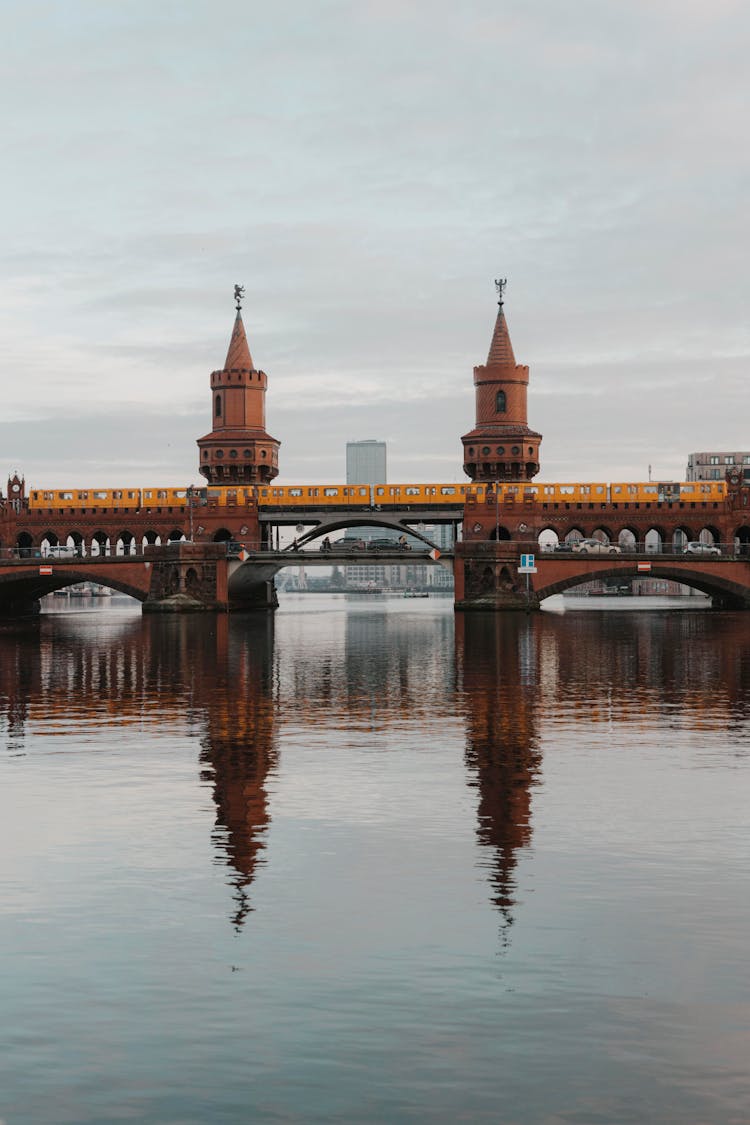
[224,312,254,370]
[487,308,516,366]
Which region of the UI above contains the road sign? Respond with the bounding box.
[39,566,53,575]
[519,553,537,574]
[637,562,651,572]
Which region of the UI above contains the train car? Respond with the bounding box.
[372,483,469,507]
[28,487,142,511]
[610,481,727,504]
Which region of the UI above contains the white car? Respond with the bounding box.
[574,538,621,555]
[683,541,721,557]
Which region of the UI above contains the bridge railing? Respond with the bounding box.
[541,542,747,558]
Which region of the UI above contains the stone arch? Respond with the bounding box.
[590,526,616,544]
[16,531,34,557]
[41,531,60,555]
[142,531,160,549]
[91,531,110,556]
[488,525,512,542]
[734,524,750,556]
[69,531,85,556]
[117,531,137,556]
[167,528,185,543]
[538,527,559,550]
[697,524,722,547]
[617,527,639,552]
[213,527,233,542]
[644,526,668,554]
[672,526,692,553]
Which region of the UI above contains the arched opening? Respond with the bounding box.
[91,532,110,557]
[16,531,34,558]
[488,525,512,542]
[215,394,222,418]
[167,529,185,544]
[734,525,750,557]
[698,525,722,547]
[672,527,691,553]
[538,528,559,551]
[117,531,136,556]
[645,528,664,554]
[591,527,615,546]
[495,390,506,413]
[566,528,585,548]
[618,528,638,553]
[70,531,85,556]
[213,528,232,542]
[142,531,160,550]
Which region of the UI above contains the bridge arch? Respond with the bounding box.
[534,559,750,608]
[617,527,638,551]
[286,515,446,551]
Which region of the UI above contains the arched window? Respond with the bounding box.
[495,390,506,413]
[215,394,222,418]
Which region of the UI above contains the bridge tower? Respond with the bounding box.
[197,286,280,484]
[461,281,542,482]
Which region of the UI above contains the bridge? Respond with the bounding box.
[2,282,750,614]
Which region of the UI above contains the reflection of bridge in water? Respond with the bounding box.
[3,607,750,936]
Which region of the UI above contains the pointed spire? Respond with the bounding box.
[487,278,516,366]
[224,311,254,371]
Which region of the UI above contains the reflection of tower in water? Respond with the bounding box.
[197,615,278,930]
[456,614,542,944]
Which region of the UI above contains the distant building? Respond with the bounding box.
[346,440,387,485]
[686,451,750,482]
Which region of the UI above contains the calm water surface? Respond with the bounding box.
[1,595,749,1124]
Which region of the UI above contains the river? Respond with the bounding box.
[1,594,749,1123]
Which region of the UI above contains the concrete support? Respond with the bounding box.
[454,542,539,612]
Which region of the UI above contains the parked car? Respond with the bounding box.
[683,541,721,556]
[574,538,621,555]
[329,538,365,552]
[44,544,78,558]
[554,543,575,552]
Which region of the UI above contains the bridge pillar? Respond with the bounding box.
[454,542,540,612]
[142,543,230,613]
[0,593,41,619]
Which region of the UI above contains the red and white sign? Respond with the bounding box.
[429,548,441,560]
[39,566,53,576]
[637,562,651,572]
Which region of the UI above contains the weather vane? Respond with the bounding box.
[234,284,245,313]
[494,277,507,306]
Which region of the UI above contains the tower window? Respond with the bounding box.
[215,394,222,417]
[495,390,506,413]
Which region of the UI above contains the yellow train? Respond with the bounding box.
[26,479,728,513]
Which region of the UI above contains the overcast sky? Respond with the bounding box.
[2,0,748,489]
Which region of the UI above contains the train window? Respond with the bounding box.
[440,487,456,495]
[128,491,137,499]
[93,491,107,500]
[143,490,152,499]
[560,486,574,495]
[113,490,122,499]
[61,492,73,500]
[359,488,368,496]
[595,486,605,494]
[405,487,420,496]
[644,486,657,494]
[157,490,167,499]
[323,488,339,497]
[289,488,303,497]
[376,488,385,496]
[175,490,187,499]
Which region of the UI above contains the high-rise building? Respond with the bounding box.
[346,440,387,485]
[686,451,750,482]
